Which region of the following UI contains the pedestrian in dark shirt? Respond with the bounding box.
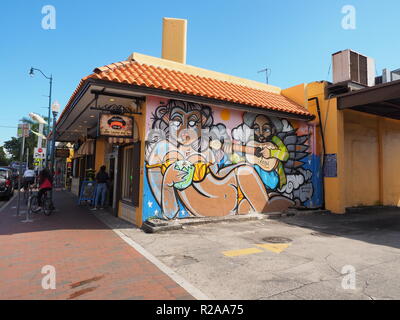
[91,166,109,210]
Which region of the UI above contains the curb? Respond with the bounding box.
[93,211,210,300]
[0,193,18,214]
[141,209,332,233]
[142,213,266,233]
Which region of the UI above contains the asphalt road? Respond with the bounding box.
[96,207,400,300]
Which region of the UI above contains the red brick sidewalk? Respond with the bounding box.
[0,191,193,300]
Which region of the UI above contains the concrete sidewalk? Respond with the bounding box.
[0,191,195,300]
[119,207,400,300]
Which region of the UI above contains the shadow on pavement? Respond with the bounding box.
[0,190,138,236]
[280,207,400,249]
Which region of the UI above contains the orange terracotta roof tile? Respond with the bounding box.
[58,61,312,126]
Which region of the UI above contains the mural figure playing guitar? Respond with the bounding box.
[233,114,289,191]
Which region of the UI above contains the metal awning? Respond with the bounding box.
[53,80,145,143]
[337,79,400,120]
[76,139,95,156]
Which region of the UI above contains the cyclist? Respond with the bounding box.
[23,167,36,191]
[33,168,53,212]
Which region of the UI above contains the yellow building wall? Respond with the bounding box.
[380,118,400,206]
[116,101,147,227]
[304,82,400,211]
[283,81,347,213]
[281,83,308,107]
[305,82,346,214]
[342,110,400,207]
[94,138,106,172]
[343,110,380,207]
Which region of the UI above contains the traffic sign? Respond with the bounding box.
[34,147,46,159]
[17,123,30,138]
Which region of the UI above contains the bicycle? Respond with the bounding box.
[28,189,54,216]
[23,181,35,205]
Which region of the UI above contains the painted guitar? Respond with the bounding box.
[210,139,279,171]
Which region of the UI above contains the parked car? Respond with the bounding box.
[0,167,14,200]
[11,169,20,189]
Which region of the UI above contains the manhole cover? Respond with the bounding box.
[262,236,292,243]
[310,231,337,238]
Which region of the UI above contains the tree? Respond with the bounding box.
[0,146,10,166]
[3,116,48,168]
[3,137,20,161]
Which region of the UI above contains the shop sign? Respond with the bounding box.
[55,148,70,158]
[98,113,133,138]
[78,181,97,204]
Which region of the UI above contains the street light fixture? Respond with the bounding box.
[29,67,53,167]
[51,100,60,114]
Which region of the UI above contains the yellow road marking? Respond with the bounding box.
[256,243,291,253]
[222,247,264,257]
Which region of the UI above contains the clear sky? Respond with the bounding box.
[1,0,399,145]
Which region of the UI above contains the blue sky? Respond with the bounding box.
[0,0,399,145]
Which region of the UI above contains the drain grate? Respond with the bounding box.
[261,236,292,243]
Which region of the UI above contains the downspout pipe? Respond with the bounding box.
[308,97,326,210]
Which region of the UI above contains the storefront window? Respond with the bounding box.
[122,146,134,202]
[121,143,140,206]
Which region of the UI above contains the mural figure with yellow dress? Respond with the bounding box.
[145,100,272,219]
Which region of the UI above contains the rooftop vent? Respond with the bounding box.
[375,68,400,85]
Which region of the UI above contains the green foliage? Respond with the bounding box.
[3,137,21,161]
[0,146,10,166]
[3,116,49,168]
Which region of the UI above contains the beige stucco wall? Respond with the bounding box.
[343,110,380,207]
[381,117,400,206]
[343,110,400,207]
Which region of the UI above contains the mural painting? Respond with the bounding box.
[143,98,320,221]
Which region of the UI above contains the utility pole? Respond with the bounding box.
[16,123,30,218]
[258,67,271,84]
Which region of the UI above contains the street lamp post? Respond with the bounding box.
[50,101,60,175]
[29,67,53,167]
[48,101,60,203]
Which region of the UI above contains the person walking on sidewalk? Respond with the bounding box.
[91,166,109,210]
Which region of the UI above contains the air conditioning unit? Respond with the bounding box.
[332,49,375,86]
[391,69,400,81]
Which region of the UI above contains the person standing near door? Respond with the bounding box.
[91,165,109,210]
